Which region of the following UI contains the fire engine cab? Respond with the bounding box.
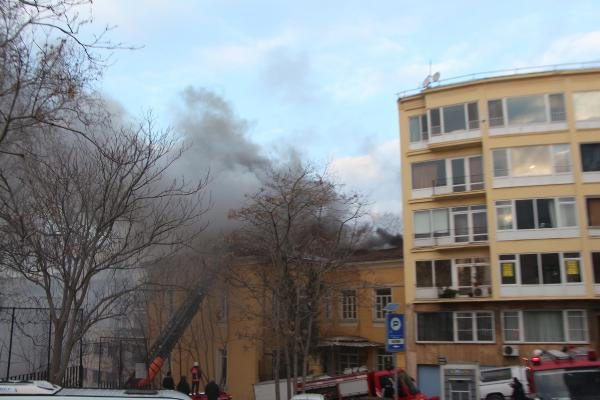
[523,347,600,399]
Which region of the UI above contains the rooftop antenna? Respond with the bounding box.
[422,60,441,89]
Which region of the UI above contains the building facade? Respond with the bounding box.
[398,68,600,398]
[150,248,405,400]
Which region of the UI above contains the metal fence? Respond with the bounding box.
[0,307,147,388]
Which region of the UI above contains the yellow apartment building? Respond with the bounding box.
[398,68,600,398]
[150,248,405,400]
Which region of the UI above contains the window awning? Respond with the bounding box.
[317,336,383,348]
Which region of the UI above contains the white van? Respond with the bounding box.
[0,381,190,400]
[478,367,528,400]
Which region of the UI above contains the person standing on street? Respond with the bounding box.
[176,376,191,395]
[510,377,526,400]
[162,371,175,390]
[191,362,201,394]
[205,380,220,400]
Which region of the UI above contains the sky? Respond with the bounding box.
[87,0,600,230]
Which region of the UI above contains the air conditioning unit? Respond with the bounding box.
[502,344,520,357]
[472,286,490,297]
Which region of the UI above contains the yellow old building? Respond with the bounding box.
[398,68,600,398]
[150,248,405,400]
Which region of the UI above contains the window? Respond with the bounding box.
[495,197,577,230]
[573,91,600,122]
[416,259,451,288]
[341,290,357,320]
[488,93,566,128]
[412,160,446,189]
[428,102,479,136]
[412,155,483,192]
[414,208,449,239]
[488,99,504,127]
[414,206,487,243]
[593,253,600,284]
[374,288,392,320]
[409,114,428,143]
[339,350,359,373]
[377,350,393,371]
[581,143,600,172]
[481,368,512,382]
[587,198,600,227]
[417,312,453,341]
[498,252,582,285]
[492,144,571,178]
[507,94,547,124]
[502,310,588,343]
[417,311,494,342]
[451,156,483,192]
[500,255,517,285]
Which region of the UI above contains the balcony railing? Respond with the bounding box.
[415,285,492,300]
[414,227,488,248]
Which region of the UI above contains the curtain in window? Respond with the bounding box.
[587,198,600,227]
[412,160,446,189]
[432,209,449,236]
[414,211,430,238]
[523,311,564,342]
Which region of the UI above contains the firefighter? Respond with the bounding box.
[191,362,201,394]
[177,376,191,395]
[162,371,175,390]
[205,380,220,400]
[510,377,526,400]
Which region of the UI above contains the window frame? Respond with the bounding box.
[498,252,583,286]
[340,289,358,321]
[488,93,566,129]
[495,197,577,231]
[492,144,572,179]
[416,311,495,343]
[501,309,589,344]
[427,101,480,137]
[374,288,392,321]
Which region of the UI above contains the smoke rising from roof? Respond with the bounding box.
[168,87,271,233]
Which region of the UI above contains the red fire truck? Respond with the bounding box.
[523,347,600,399]
[253,368,426,400]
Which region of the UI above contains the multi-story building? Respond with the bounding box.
[398,68,600,398]
[148,248,405,400]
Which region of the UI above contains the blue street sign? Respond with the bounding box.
[385,313,404,352]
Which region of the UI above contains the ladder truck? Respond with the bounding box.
[136,281,208,388]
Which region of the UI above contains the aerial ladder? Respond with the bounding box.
[136,278,210,387]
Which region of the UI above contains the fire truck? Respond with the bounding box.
[523,347,600,399]
[253,368,426,400]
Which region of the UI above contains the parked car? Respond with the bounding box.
[479,366,528,400]
[0,380,191,400]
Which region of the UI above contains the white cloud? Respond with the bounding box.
[330,139,401,215]
[539,31,600,65]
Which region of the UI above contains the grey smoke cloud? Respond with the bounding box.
[169,87,271,233]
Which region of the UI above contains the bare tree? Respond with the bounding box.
[228,163,369,399]
[0,117,210,383]
[0,0,129,152]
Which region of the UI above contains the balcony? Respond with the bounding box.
[411,176,485,202]
[415,285,492,300]
[413,228,488,251]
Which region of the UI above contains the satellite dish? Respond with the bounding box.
[422,76,431,88]
[432,72,441,82]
